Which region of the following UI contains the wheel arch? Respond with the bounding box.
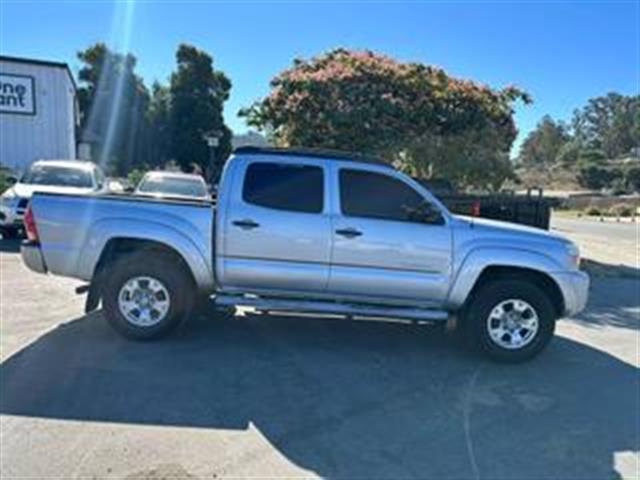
[86,237,199,312]
[466,265,565,318]
[448,248,566,318]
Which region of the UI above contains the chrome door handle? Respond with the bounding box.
[233,219,260,230]
[335,228,362,238]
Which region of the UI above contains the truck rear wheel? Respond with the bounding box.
[103,252,194,340]
[462,279,556,363]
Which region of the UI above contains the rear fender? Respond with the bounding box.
[78,218,214,292]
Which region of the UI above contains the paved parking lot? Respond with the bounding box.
[0,235,638,479]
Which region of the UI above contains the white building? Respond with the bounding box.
[0,55,77,173]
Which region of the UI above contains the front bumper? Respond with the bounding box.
[551,270,590,317]
[0,203,25,229]
[20,240,47,274]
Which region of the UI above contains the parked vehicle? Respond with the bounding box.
[20,147,589,362]
[135,171,211,201]
[0,160,108,238]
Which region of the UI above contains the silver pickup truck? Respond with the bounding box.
[21,147,589,362]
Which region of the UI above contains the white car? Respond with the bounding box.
[135,171,210,201]
[0,160,107,238]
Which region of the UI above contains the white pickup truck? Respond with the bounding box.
[20,147,589,362]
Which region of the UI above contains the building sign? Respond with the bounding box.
[0,74,35,115]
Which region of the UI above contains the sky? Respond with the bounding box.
[1,0,638,155]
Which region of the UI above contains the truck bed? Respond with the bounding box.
[28,192,215,286]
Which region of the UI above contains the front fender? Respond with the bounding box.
[77,218,214,292]
[446,247,564,309]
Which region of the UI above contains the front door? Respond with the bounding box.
[328,165,452,305]
[221,159,332,294]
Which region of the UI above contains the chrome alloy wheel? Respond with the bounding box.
[118,276,171,327]
[486,299,539,350]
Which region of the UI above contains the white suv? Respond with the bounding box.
[0,160,107,238]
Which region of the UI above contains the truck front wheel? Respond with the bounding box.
[462,279,556,363]
[103,252,194,340]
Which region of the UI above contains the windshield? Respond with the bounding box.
[137,176,207,198]
[21,165,93,188]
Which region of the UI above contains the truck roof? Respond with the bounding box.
[233,146,393,169]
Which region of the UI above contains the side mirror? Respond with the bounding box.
[407,202,444,225]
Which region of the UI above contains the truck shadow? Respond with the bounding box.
[0,309,637,479]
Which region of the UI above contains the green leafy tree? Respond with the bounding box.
[400,129,517,191]
[577,165,622,190]
[555,141,581,165]
[577,166,607,190]
[625,167,640,192]
[518,116,570,166]
[77,43,151,175]
[241,48,529,190]
[577,148,607,167]
[572,93,640,159]
[147,82,172,168]
[169,44,232,178]
[0,168,15,195]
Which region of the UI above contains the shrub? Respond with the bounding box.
[609,203,635,218]
[577,166,624,190]
[584,206,602,216]
[127,168,147,189]
[625,167,640,192]
[577,149,607,167]
[0,170,12,195]
[578,166,609,190]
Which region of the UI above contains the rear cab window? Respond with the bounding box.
[243,161,324,213]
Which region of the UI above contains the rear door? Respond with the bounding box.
[220,157,332,294]
[328,164,453,305]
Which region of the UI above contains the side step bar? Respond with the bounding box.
[215,294,449,322]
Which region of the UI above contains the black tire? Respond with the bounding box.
[462,278,556,363]
[102,251,195,340]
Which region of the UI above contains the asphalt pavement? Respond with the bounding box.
[552,216,637,244]
[0,235,638,479]
[551,216,638,269]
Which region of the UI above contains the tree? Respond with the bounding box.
[518,116,569,166]
[577,165,622,190]
[572,92,640,159]
[625,167,640,192]
[169,44,232,178]
[399,128,517,191]
[555,140,581,165]
[240,48,530,190]
[147,82,172,168]
[577,148,607,167]
[77,43,151,175]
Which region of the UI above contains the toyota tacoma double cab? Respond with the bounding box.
[20,147,589,362]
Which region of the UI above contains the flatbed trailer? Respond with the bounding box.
[417,180,558,230]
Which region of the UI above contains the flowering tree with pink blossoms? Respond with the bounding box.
[240,48,531,190]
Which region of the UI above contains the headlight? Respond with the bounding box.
[0,192,16,206]
[566,242,581,268]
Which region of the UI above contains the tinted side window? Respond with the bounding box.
[340,169,426,222]
[243,162,324,213]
